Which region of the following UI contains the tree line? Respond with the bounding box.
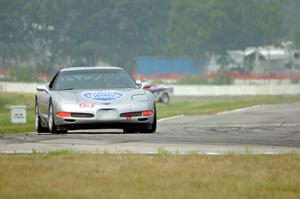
[0,0,300,73]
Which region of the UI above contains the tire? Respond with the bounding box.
[159,93,169,104]
[140,107,157,134]
[48,102,67,134]
[35,104,48,133]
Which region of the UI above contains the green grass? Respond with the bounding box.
[0,153,299,199]
[157,95,300,118]
[1,93,300,134]
[0,93,35,134]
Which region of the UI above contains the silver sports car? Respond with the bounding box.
[35,66,157,134]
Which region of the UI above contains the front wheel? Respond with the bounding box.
[35,105,48,133]
[140,108,157,133]
[48,102,67,134]
[159,93,169,104]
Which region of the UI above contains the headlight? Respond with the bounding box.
[132,94,149,102]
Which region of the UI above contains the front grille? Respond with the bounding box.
[120,112,142,117]
[71,113,94,118]
[138,118,148,121]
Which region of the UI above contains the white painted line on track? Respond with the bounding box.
[203,152,223,155]
[158,114,184,122]
[217,105,261,115]
[193,123,300,128]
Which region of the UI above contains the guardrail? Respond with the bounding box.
[0,82,41,93]
[171,85,300,96]
[1,81,300,96]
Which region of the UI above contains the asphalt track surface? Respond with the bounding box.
[1,102,300,154]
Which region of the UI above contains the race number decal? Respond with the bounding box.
[79,103,95,108]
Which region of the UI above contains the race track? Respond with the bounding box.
[1,102,300,154]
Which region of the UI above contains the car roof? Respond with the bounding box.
[60,66,124,72]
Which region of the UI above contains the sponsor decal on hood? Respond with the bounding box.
[82,90,124,101]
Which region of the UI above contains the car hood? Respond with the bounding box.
[51,89,150,105]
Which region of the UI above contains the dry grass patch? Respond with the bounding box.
[0,153,299,199]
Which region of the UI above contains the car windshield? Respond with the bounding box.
[54,69,137,90]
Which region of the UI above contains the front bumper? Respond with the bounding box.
[53,103,154,130]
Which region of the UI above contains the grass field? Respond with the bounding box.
[1,93,300,134]
[157,95,300,118]
[0,93,35,134]
[0,153,299,199]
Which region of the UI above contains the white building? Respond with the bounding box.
[228,44,300,73]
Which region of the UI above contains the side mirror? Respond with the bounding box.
[136,80,142,88]
[36,85,49,93]
[141,81,151,89]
